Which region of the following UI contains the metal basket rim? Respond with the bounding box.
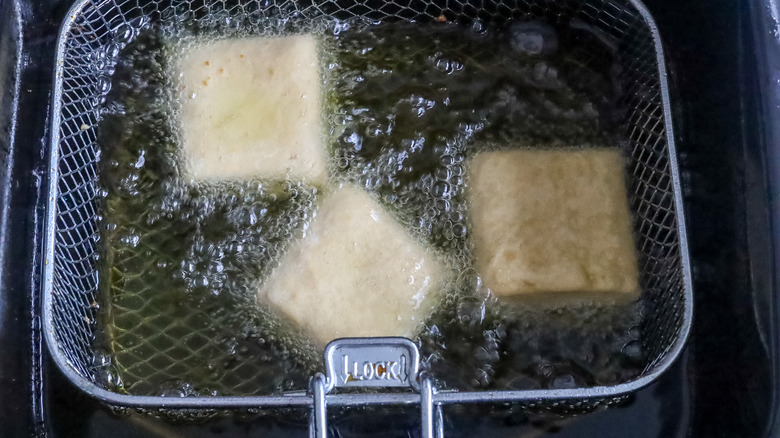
[42,0,694,409]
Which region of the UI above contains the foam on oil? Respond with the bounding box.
[95,15,643,397]
[96,22,329,396]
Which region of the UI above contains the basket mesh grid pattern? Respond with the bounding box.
[47,0,688,402]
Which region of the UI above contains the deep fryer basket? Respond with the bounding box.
[43,0,693,419]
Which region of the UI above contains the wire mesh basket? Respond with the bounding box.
[43,0,692,422]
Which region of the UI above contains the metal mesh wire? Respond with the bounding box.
[46,0,689,404]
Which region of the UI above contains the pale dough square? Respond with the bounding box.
[467,148,640,298]
[257,185,445,345]
[176,35,326,184]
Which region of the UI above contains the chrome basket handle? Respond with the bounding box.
[309,338,443,438]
